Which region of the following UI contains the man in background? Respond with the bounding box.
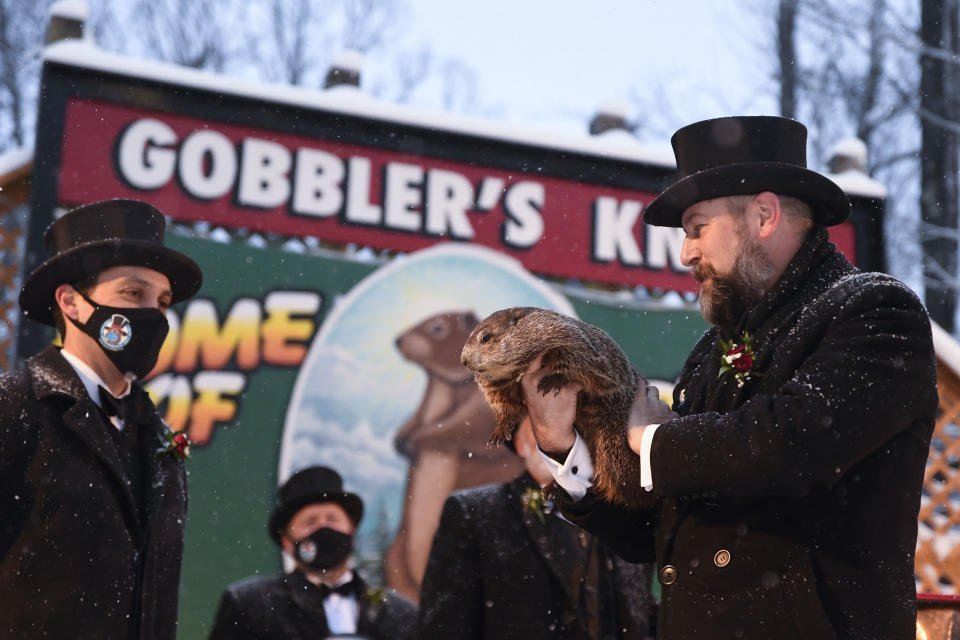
[210,465,417,639]
[418,419,657,639]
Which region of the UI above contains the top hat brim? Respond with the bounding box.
[268,491,364,545]
[19,239,203,326]
[643,162,850,228]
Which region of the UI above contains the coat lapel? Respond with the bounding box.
[354,575,383,637]
[29,346,141,532]
[139,413,180,534]
[513,474,582,611]
[284,571,332,636]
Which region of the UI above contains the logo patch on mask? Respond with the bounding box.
[297,540,317,563]
[99,314,132,351]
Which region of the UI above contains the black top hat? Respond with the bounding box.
[268,466,364,545]
[19,199,203,326]
[643,116,850,228]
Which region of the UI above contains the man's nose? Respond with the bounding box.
[680,238,700,268]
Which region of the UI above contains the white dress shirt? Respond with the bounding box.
[60,348,132,431]
[539,425,661,497]
[322,569,359,635]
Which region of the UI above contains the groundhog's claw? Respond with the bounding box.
[537,373,566,396]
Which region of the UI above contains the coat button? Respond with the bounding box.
[714,549,731,567]
[659,564,678,585]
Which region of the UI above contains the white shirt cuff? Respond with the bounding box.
[538,431,595,500]
[639,423,660,491]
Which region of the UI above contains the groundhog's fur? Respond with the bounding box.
[461,306,648,506]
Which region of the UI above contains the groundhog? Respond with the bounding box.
[461,306,649,506]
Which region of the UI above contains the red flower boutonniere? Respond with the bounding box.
[158,429,191,460]
[718,332,759,388]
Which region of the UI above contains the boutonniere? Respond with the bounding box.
[157,428,191,460]
[362,586,388,623]
[365,586,387,607]
[521,486,553,524]
[718,332,759,388]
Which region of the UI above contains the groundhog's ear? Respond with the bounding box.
[463,312,480,331]
[509,308,526,326]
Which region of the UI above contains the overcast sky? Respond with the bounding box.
[395,0,774,140]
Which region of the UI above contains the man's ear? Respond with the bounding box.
[54,284,81,322]
[280,535,294,556]
[753,191,782,239]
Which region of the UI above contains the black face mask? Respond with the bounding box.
[67,291,169,380]
[294,527,354,571]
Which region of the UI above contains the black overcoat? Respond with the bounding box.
[0,346,188,639]
[418,473,657,639]
[208,569,417,639]
[561,229,938,640]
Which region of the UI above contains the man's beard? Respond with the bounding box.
[694,236,776,327]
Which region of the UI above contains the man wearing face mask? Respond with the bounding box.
[0,199,203,639]
[210,465,417,640]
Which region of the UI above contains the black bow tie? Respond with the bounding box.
[319,578,357,599]
[98,385,151,424]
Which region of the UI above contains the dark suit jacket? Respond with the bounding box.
[0,346,188,639]
[209,569,417,639]
[418,473,657,639]
[560,228,938,640]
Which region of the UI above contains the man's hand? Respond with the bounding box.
[520,354,582,460]
[626,383,677,454]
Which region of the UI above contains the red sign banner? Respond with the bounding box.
[57,97,855,292]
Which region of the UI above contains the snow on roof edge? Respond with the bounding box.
[932,319,960,379]
[0,147,33,180]
[825,169,888,199]
[42,40,675,168]
[50,0,90,22]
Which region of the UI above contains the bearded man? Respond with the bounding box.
[523,116,937,639]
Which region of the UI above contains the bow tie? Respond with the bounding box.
[319,578,357,599]
[98,385,151,424]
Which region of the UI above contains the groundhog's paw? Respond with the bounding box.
[537,373,569,396]
[488,420,517,446]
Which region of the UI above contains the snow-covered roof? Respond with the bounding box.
[932,320,960,380]
[595,97,630,119]
[50,0,90,22]
[825,169,887,199]
[0,147,33,181]
[42,40,675,168]
[331,49,365,73]
[829,137,868,166]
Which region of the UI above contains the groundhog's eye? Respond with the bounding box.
[480,333,492,344]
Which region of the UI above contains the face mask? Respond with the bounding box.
[67,291,169,380]
[294,527,354,571]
